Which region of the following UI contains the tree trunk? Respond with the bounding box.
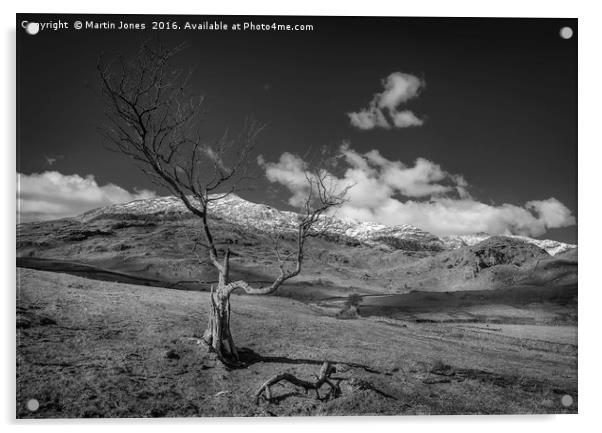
[202,285,239,363]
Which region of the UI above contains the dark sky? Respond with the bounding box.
[17,14,577,243]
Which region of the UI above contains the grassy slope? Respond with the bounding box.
[17,216,577,298]
[16,216,409,294]
[17,268,577,418]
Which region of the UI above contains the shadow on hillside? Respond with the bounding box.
[236,347,385,374]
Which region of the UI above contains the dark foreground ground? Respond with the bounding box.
[16,268,577,417]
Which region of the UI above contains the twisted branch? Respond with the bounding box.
[255,361,340,403]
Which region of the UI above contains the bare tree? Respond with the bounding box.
[97,42,349,365]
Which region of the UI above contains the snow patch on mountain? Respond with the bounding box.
[78,194,575,255]
[441,234,575,256]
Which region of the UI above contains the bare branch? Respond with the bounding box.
[223,167,349,296]
[97,42,264,271]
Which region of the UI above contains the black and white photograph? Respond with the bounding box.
[15,12,578,418]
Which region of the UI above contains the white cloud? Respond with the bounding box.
[390,110,424,128]
[526,198,577,229]
[341,145,464,199]
[348,108,390,130]
[257,154,310,208]
[17,171,156,223]
[259,145,576,237]
[348,72,425,130]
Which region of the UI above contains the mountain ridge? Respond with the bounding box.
[77,194,576,256]
[17,194,578,296]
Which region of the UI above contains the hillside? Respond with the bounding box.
[442,233,576,256]
[77,194,575,255]
[16,268,577,417]
[376,236,577,293]
[16,195,577,296]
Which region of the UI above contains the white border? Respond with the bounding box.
[3,1,601,432]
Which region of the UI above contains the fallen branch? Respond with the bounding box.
[255,361,341,403]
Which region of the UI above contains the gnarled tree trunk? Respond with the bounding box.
[202,285,239,363]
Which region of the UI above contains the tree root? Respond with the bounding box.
[255,361,397,404]
[255,361,340,403]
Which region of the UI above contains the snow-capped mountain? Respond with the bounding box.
[441,234,576,256]
[78,194,575,256]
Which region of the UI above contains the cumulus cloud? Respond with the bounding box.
[259,145,576,237]
[526,198,577,229]
[257,154,311,208]
[17,171,156,223]
[348,72,425,130]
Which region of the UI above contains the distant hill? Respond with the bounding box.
[441,233,575,256]
[377,236,577,292]
[17,195,577,296]
[75,194,575,255]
